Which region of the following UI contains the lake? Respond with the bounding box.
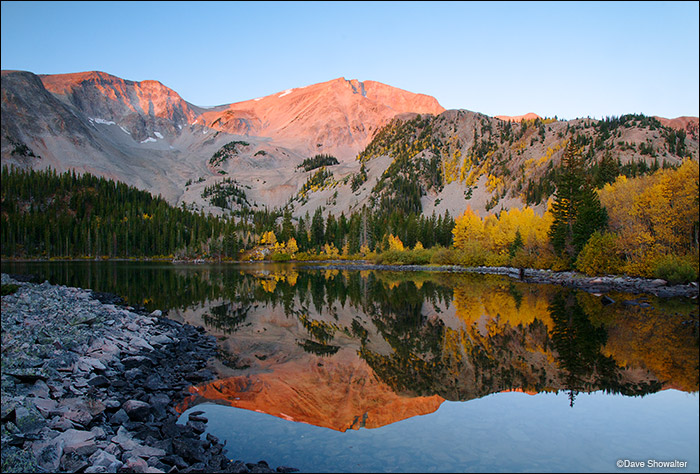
[2,260,698,472]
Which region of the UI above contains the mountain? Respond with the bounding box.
[494,112,541,123]
[198,77,445,160]
[1,69,698,219]
[1,70,221,204]
[653,115,699,138]
[293,109,699,219]
[1,70,444,211]
[178,357,445,432]
[39,71,199,142]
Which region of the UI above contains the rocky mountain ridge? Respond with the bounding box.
[1,69,697,219]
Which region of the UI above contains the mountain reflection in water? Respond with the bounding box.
[173,267,698,431]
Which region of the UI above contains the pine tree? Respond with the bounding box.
[549,143,608,264]
[279,210,294,243]
[311,208,325,251]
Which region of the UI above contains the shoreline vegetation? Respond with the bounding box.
[0,273,299,474]
[3,257,697,299]
[2,151,698,288]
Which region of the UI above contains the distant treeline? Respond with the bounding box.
[0,166,455,260]
[1,166,234,258]
[297,154,339,172]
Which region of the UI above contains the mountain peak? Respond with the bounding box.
[199,77,445,159]
[494,112,541,122]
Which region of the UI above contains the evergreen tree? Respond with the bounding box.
[549,144,608,264]
[280,210,294,242]
[295,214,309,251]
[310,207,325,251]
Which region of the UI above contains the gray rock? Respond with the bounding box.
[1,445,40,473]
[130,443,167,459]
[187,420,207,434]
[122,355,153,369]
[89,449,123,472]
[112,426,140,451]
[57,428,98,456]
[276,466,300,473]
[29,379,51,399]
[60,452,90,472]
[90,426,107,440]
[601,295,615,306]
[46,380,66,399]
[31,436,65,472]
[56,398,94,426]
[127,336,154,352]
[109,408,129,426]
[28,396,58,417]
[14,404,47,435]
[88,375,110,387]
[48,416,76,431]
[123,399,151,421]
[144,373,166,391]
[104,399,121,410]
[149,334,173,346]
[189,413,208,423]
[1,397,19,421]
[85,466,108,473]
[104,442,122,456]
[124,455,149,472]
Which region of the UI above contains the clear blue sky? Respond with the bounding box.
[2,1,698,120]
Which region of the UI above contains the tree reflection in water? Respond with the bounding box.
[3,261,694,422]
[175,267,697,425]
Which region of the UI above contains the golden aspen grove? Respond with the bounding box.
[374,157,698,283]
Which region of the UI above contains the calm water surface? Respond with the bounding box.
[2,261,698,473]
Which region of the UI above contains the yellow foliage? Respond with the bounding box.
[285,237,299,255]
[485,175,503,193]
[322,243,340,258]
[600,159,699,276]
[454,205,553,258]
[259,230,277,246]
[285,271,299,287]
[324,269,339,280]
[453,206,486,250]
[388,234,405,252]
[575,231,624,276]
[601,304,699,392]
[451,277,554,335]
[260,279,277,293]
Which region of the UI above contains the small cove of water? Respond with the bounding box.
[181,390,698,473]
[3,261,698,472]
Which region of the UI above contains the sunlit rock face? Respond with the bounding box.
[654,116,699,138]
[1,70,445,213]
[493,112,541,123]
[40,71,199,142]
[3,69,697,221]
[198,77,446,160]
[178,355,445,432]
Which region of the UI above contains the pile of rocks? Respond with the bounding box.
[1,274,297,473]
[308,263,698,298]
[467,266,699,298]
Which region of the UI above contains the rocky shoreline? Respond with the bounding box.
[1,273,298,473]
[303,263,699,299]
